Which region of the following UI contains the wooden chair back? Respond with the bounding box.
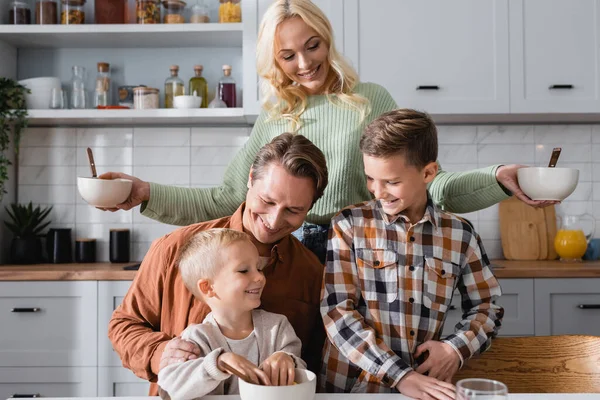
[453,335,600,393]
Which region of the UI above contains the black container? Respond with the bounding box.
[75,238,96,263]
[10,237,43,264]
[46,228,72,263]
[109,228,130,263]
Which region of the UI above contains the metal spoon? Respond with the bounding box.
[548,147,562,168]
[86,147,97,178]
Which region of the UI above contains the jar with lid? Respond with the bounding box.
[61,0,85,24]
[35,0,57,24]
[189,0,208,23]
[133,87,159,109]
[218,0,240,23]
[94,62,111,107]
[136,0,159,23]
[164,65,185,108]
[95,0,126,23]
[162,0,185,23]
[9,0,31,24]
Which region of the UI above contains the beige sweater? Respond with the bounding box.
[158,310,306,400]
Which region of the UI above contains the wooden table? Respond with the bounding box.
[33,394,600,399]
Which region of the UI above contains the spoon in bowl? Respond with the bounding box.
[548,147,562,168]
[86,147,97,178]
[217,358,263,386]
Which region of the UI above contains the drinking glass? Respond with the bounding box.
[49,87,66,109]
[456,378,508,400]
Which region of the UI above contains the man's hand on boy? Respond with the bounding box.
[159,337,201,370]
[217,352,272,386]
[260,352,296,386]
[396,371,456,400]
[414,341,460,382]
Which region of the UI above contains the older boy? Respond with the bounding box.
[158,229,305,399]
[321,109,504,399]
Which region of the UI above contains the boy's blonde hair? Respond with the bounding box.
[178,229,251,298]
[256,0,370,131]
[359,109,438,169]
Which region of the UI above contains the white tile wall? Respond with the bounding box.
[15,124,600,262]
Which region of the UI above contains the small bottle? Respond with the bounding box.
[218,64,236,108]
[94,62,111,108]
[9,0,32,24]
[218,0,240,23]
[189,0,209,22]
[189,65,208,108]
[61,0,85,23]
[164,65,185,108]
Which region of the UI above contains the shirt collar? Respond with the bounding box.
[376,192,440,229]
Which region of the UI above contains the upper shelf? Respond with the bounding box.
[0,23,243,48]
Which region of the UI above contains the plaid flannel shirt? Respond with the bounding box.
[320,196,504,393]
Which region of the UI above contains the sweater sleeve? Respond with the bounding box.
[428,164,511,214]
[269,314,307,370]
[140,112,271,226]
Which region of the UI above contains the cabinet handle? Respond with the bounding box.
[448,305,457,310]
[10,308,41,313]
[549,84,574,89]
[10,394,41,398]
[416,85,440,90]
[577,304,600,309]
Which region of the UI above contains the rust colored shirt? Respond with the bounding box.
[108,203,325,395]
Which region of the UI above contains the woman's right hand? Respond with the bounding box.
[97,172,150,211]
[218,352,272,386]
[396,371,456,400]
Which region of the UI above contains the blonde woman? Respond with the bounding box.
[102,0,546,264]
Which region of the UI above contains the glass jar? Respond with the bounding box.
[61,0,85,24]
[162,0,185,23]
[189,0,208,23]
[133,87,159,109]
[218,0,240,23]
[136,0,159,23]
[95,0,126,23]
[9,0,31,24]
[35,0,57,24]
[164,65,185,108]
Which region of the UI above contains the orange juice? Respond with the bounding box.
[554,229,588,260]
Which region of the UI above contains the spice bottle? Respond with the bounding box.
[94,62,111,108]
[217,64,236,108]
[189,65,208,108]
[189,0,208,23]
[9,0,32,24]
[35,0,57,24]
[95,0,126,23]
[61,0,85,24]
[136,0,159,23]
[164,65,185,108]
[218,0,240,23]
[162,0,185,23]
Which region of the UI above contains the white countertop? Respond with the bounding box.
[32,395,600,399]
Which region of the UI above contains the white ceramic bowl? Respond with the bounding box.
[239,369,316,400]
[18,77,61,109]
[77,177,133,208]
[517,167,579,201]
[173,95,202,109]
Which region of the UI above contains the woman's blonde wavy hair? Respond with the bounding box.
[256,0,370,131]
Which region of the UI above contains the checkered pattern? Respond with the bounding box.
[320,195,504,393]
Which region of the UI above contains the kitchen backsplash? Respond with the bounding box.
[15,124,600,262]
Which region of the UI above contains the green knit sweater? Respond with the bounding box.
[142,83,510,226]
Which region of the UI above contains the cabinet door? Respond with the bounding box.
[346,0,509,113]
[0,367,97,400]
[0,282,97,367]
[98,367,149,397]
[534,278,600,336]
[510,0,600,112]
[442,279,534,337]
[98,281,132,367]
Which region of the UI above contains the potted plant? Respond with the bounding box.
[4,202,52,264]
[0,77,29,204]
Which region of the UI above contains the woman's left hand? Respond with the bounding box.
[495,164,559,208]
[414,341,460,383]
[259,352,295,386]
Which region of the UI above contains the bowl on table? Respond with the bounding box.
[517,167,579,201]
[77,177,132,208]
[18,77,62,109]
[238,368,316,400]
[173,94,202,109]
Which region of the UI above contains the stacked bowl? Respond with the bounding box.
[18,77,62,109]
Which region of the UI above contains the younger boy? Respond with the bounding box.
[158,228,306,399]
[320,109,504,399]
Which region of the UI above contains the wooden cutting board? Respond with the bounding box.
[499,197,548,260]
[544,205,559,260]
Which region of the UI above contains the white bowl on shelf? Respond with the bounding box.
[173,95,202,109]
[238,369,316,400]
[77,177,133,208]
[517,167,579,201]
[18,77,62,109]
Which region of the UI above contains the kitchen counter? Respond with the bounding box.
[33,395,600,399]
[1,259,600,280]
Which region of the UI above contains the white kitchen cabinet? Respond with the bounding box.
[534,278,600,336]
[442,279,535,337]
[97,367,149,397]
[0,367,97,400]
[0,281,97,367]
[509,0,600,113]
[344,0,510,114]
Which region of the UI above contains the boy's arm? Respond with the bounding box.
[321,214,412,388]
[442,234,504,365]
[271,315,307,369]
[158,326,230,400]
